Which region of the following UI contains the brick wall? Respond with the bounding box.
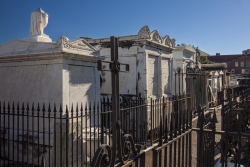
[228,55,250,75]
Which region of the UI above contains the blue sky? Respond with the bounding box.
[0,0,249,55]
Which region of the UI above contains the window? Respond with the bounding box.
[235,62,238,67]
[231,69,235,74]
[241,62,244,67]
[247,62,250,67]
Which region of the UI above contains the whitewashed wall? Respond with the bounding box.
[99,45,172,99]
[0,58,100,111]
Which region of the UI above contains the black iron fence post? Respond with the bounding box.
[91,36,141,167]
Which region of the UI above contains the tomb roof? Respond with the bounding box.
[0,36,103,62]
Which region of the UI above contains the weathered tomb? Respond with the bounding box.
[84,26,175,144]
[0,26,101,108]
[0,8,102,167]
[85,25,175,99]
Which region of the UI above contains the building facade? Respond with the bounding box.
[208,53,250,77]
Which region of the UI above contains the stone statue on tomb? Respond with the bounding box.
[24,8,52,42]
[30,8,48,36]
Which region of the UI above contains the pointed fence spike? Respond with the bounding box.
[7,102,10,111]
[22,102,25,111]
[37,103,40,112]
[80,102,83,113]
[89,102,92,111]
[48,103,51,113]
[32,102,35,112]
[26,102,29,111]
[12,102,15,111]
[66,105,68,113]
[85,103,88,113]
[63,105,67,118]
[59,104,63,113]
[71,103,74,113]
[76,103,79,112]
[42,103,46,112]
[93,101,96,112]
[17,102,19,111]
[53,103,57,112]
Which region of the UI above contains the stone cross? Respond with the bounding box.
[97,36,129,165]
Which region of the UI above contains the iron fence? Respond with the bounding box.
[152,96,193,167]
[1,86,248,167]
[186,66,207,109]
[0,94,191,167]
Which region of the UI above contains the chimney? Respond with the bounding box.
[216,53,220,56]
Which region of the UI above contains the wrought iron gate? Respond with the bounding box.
[174,65,207,114]
[186,66,207,110]
[194,88,250,167]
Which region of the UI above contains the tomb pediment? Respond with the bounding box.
[138,26,175,49]
[138,26,151,39]
[57,36,96,52]
[150,30,162,43]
